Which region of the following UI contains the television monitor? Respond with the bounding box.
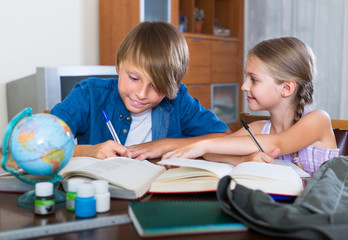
[6,65,117,121]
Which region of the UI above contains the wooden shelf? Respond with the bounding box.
[179,0,243,39]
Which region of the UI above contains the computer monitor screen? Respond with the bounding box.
[60,74,117,101]
[6,66,117,121]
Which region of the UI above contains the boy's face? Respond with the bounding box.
[117,60,165,114]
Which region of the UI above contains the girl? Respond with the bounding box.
[163,37,339,176]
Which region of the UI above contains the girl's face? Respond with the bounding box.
[117,60,165,114]
[242,55,283,112]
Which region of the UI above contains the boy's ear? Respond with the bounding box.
[281,80,297,98]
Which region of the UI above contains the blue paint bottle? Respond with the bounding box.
[75,183,96,218]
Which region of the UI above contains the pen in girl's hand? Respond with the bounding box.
[102,110,121,144]
[240,119,265,152]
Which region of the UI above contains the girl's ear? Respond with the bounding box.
[281,80,297,98]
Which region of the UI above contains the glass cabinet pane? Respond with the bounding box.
[140,0,171,22]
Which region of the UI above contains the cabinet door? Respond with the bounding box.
[100,0,139,66]
[186,84,211,110]
[100,0,179,66]
[182,37,211,85]
[211,40,242,83]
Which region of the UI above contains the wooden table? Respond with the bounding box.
[0,150,291,240]
[0,190,289,240]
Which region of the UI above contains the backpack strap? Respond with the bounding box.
[217,156,348,240]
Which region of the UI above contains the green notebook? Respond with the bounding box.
[128,201,247,237]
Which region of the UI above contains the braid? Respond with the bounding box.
[293,81,314,124]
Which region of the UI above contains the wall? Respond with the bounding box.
[0,0,99,146]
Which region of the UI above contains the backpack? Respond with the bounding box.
[217,156,348,240]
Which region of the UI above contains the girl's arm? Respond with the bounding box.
[162,110,336,159]
[126,131,230,160]
[202,148,280,165]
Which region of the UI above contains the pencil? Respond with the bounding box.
[240,119,265,152]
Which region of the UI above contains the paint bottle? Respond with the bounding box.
[34,182,55,215]
[66,178,84,211]
[92,180,110,213]
[75,183,96,218]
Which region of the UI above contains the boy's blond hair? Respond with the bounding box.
[116,21,189,99]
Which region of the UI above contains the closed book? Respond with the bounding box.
[0,176,34,193]
[128,201,247,237]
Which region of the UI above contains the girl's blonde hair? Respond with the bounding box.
[248,37,316,123]
[116,21,189,99]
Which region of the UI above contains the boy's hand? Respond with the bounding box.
[74,140,130,159]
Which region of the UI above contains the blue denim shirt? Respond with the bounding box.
[51,77,228,145]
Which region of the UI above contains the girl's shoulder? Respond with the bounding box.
[299,109,332,130]
[302,109,331,121]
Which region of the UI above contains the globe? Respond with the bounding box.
[1,107,75,208]
[10,113,74,176]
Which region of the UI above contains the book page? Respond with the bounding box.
[230,162,304,196]
[60,157,165,194]
[149,167,220,193]
[154,167,218,182]
[231,162,303,186]
[0,167,12,177]
[274,159,310,178]
[158,158,234,178]
[59,157,100,175]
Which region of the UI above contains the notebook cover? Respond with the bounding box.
[128,200,247,237]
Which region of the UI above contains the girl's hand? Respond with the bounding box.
[246,148,280,163]
[126,139,170,161]
[161,140,209,160]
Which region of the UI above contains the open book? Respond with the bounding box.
[59,157,165,200]
[150,158,307,197]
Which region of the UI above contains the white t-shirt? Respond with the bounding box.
[124,108,152,146]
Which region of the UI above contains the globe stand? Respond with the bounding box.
[18,189,66,208]
[15,175,67,208]
[1,107,75,209]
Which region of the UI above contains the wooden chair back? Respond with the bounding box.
[239,112,348,156]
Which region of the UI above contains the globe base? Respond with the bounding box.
[18,189,66,208]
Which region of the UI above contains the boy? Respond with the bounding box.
[51,21,230,160]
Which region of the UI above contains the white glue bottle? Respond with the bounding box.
[66,178,84,211]
[92,180,110,213]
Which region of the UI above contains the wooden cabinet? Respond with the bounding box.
[182,37,243,131]
[99,0,243,131]
[186,84,211,109]
[211,40,243,83]
[182,38,211,85]
[179,0,244,131]
[99,0,179,66]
